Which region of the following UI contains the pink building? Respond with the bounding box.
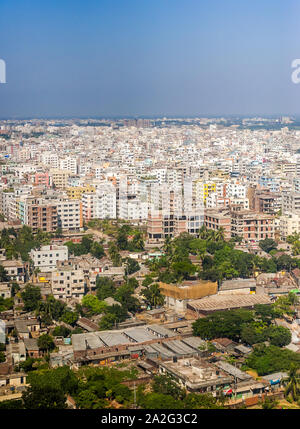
[34,172,50,187]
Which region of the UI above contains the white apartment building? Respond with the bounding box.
[56,199,82,231]
[206,193,230,209]
[283,192,300,213]
[280,212,300,239]
[119,198,148,220]
[230,197,249,210]
[225,182,247,199]
[30,245,68,272]
[0,191,14,219]
[152,168,167,184]
[41,152,59,168]
[82,192,95,220]
[78,164,91,176]
[51,265,85,301]
[60,157,78,175]
[94,185,117,219]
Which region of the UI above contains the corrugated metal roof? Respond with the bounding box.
[189,294,271,312]
[215,361,252,381]
[147,324,177,338]
[123,327,156,343]
[181,336,207,350]
[97,331,129,346]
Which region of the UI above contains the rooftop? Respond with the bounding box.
[188,294,271,313]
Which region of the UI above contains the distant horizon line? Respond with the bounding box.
[0,114,299,121]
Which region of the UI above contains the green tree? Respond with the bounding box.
[143,283,165,308]
[96,277,116,300]
[261,397,278,409]
[37,334,55,353]
[11,282,20,297]
[267,325,292,347]
[98,313,118,331]
[152,374,186,400]
[130,231,145,251]
[140,393,182,409]
[60,309,78,326]
[171,260,196,281]
[76,389,106,409]
[189,239,207,263]
[182,393,225,409]
[0,296,14,312]
[22,385,67,409]
[259,238,277,254]
[116,227,129,250]
[292,241,300,256]
[124,257,140,275]
[215,227,226,242]
[114,284,140,313]
[90,242,105,259]
[37,295,66,324]
[0,265,9,282]
[54,227,63,238]
[245,344,300,376]
[254,304,278,325]
[287,234,300,244]
[81,295,107,315]
[52,326,71,337]
[241,323,268,346]
[17,357,41,373]
[108,242,122,266]
[193,309,254,341]
[142,275,154,288]
[0,399,24,409]
[21,284,42,312]
[284,364,300,402]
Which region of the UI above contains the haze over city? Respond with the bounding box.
[1,0,300,118]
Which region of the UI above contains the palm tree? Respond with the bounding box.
[199,225,209,240]
[284,364,300,402]
[287,233,300,244]
[143,283,165,308]
[292,241,300,256]
[197,246,207,265]
[207,229,216,242]
[287,291,299,306]
[132,231,145,251]
[163,236,173,260]
[215,227,225,242]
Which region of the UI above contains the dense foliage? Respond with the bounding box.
[193,303,293,347]
[244,345,300,376]
[65,235,105,259]
[0,226,51,261]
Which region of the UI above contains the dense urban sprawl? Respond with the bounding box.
[1,117,300,409]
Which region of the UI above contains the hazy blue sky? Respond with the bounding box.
[0,0,300,118]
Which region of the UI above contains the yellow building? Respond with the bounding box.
[203,182,216,203]
[194,180,216,206]
[159,280,218,312]
[49,169,70,189]
[66,184,96,200]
